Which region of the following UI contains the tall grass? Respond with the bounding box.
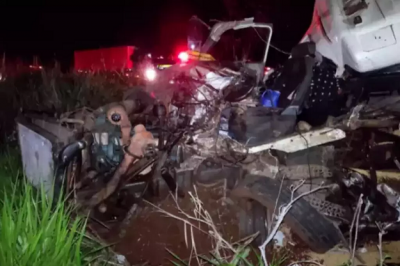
[2,69,127,112]
[0,68,129,140]
[0,147,22,198]
[0,149,108,266]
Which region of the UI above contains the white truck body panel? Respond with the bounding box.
[301,0,400,75]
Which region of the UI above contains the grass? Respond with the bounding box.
[168,247,289,266]
[0,68,131,264]
[6,69,127,112]
[0,146,21,197]
[0,148,112,266]
[0,68,129,139]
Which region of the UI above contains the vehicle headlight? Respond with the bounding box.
[144,68,157,81]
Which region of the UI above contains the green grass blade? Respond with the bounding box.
[166,248,189,266]
[198,255,221,265]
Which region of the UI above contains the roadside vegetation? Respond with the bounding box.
[0,69,129,265]
[0,148,115,266]
[0,68,128,140]
[169,247,290,266]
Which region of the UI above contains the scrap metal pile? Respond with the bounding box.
[16,2,400,254]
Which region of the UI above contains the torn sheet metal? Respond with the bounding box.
[248,127,346,154]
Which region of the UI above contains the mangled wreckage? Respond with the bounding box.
[16,0,400,254]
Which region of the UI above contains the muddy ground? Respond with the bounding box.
[91,182,400,266]
[91,185,318,265]
[112,186,241,265]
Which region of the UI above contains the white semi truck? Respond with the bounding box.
[302,0,400,95]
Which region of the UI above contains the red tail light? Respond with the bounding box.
[178,52,189,63]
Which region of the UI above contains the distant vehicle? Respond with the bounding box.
[74,46,135,72]
[74,46,178,83]
[133,53,177,82]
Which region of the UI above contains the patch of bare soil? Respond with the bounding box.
[92,184,318,265]
[100,185,242,265]
[94,183,400,266]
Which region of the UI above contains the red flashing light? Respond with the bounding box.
[178,52,189,63]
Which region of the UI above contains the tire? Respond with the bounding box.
[231,175,342,253]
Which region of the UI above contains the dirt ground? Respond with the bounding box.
[93,185,309,265]
[114,188,239,265]
[93,184,400,266]
[94,185,237,265]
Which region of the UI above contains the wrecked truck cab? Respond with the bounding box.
[15,18,346,254]
[17,15,400,256]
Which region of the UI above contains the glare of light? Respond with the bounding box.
[147,53,152,58]
[178,52,189,63]
[144,68,156,81]
[160,56,164,59]
[264,66,273,75]
[190,44,195,50]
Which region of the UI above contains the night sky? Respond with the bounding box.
[0,0,314,69]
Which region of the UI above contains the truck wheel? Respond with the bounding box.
[231,175,342,253]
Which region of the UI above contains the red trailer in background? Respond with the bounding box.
[74,46,135,71]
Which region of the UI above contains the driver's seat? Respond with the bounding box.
[275,42,321,115]
[227,42,320,146]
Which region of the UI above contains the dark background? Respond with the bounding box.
[0,0,315,69]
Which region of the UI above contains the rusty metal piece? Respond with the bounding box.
[126,124,157,158]
[82,124,155,208]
